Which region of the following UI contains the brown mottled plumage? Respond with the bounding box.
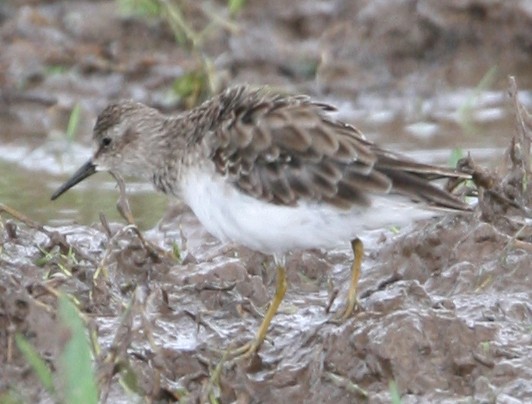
[205,87,470,210]
[72,86,470,211]
[51,85,472,359]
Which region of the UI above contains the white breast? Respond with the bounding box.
[180,166,437,255]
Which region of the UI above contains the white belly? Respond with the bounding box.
[180,167,436,255]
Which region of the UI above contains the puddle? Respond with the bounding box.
[0,144,168,228]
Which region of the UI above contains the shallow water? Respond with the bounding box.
[0,146,168,228]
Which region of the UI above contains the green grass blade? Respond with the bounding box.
[172,241,181,262]
[457,66,498,136]
[389,380,402,404]
[117,0,162,17]
[448,147,464,168]
[228,0,246,15]
[66,103,81,141]
[0,390,24,404]
[58,295,98,404]
[15,334,55,395]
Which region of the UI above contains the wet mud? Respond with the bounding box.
[1,1,532,403]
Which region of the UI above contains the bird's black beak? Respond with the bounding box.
[51,160,97,200]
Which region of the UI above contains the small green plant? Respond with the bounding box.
[45,65,69,75]
[227,0,246,16]
[66,103,82,142]
[116,0,245,106]
[323,371,368,398]
[457,66,498,136]
[15,295,98,403]
[118,0,162,17]
[58,295,98,404]
[448,147,464,168]
[0,390,23,404]
[117,0,238,49]
[389,225,401,234]
[171,240,182,262]
[389,380,402,404]
[479,341,491,353]
[35,246,78,277]
[15,335,56,395]
[172,70,210,108]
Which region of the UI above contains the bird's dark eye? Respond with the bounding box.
[101,137,112,147]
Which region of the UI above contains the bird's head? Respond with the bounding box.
[51,100,165,200]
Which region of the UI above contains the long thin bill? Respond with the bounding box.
[51,160,97,200]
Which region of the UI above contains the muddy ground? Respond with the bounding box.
[1,0,532,403]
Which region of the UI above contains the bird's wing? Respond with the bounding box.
[210,92,469,211]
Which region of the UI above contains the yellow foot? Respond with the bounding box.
[333,238,363,322]
[227,339,262,360]
[227,264,287,360]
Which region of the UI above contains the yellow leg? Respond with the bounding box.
[229,265,287,359]
[336,238,363,320]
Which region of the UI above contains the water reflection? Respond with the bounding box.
[0,158,168,229]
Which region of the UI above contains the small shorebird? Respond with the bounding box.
[51,85,472,358]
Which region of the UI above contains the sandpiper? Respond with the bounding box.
[51,85,472,358]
